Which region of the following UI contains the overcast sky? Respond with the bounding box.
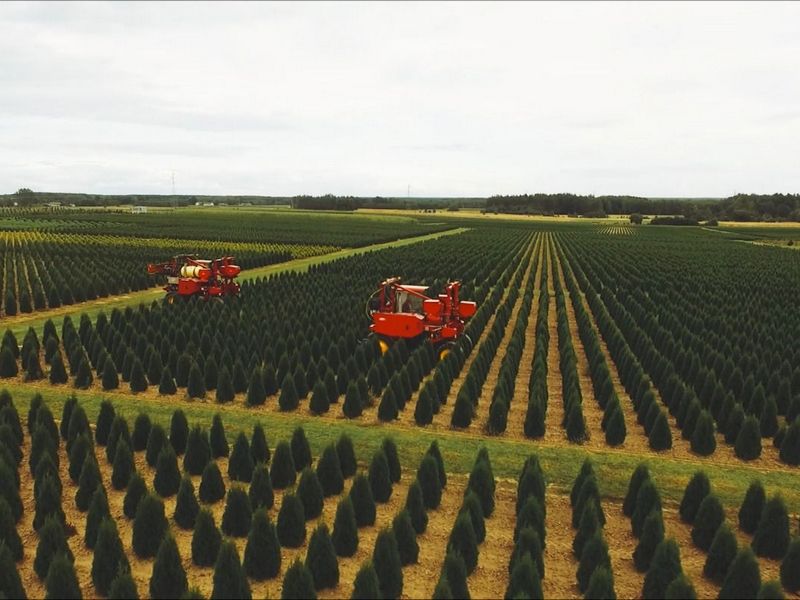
[2,2,799,198]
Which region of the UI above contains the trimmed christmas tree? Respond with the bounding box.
[634,510,665,572]
[153,445,181,497]
[0,498,22,560]
[381,438,401,484]
[343,381,363,418]
[691,494,725,551]
[648,410,672,450]
[221,486,253,537]
[351,562,380,600]
[309,381,330,415]
[349,474,377,527]
[111,440,134,490]
[108,570,138,600]
[306,524,339,590]
[0,542,25,599]
[251,423,270,465]
[249,462,274,510]
[95,400,116,446]
[703,523,738,584]
[183,425,211,476]
[417,455,442,510]
[720,547,761,600]
[145,423,167,468]
[332,496,358,557]
[281,559,315,600]
[199,460,226,503]
[739,479,766,534]
[447,512,478,574]
[277,493,306,548]
[624,463,650,517]
[368,450,393,503]
[44,553,81,599]
[752,495,791,559]
[373,528,403,599]
[92,517,129,595]
[34,516,73,580]
[317,443,344,497]
[169,409,189,455]
[123,471,147,519]
[85,486,110,549]
[735,416,762,460]
[781,538,800,592]
[679,471,711,524]
[149,535,187,600]
[405,480,428,535]
[279,375,299,411]
[506,552,543,600]
[642,538,682,600]
[392,510,419,566]
[297,467,324,520]
[174,476,200,530]
[191,508,222,567]
[461,491,485,543]
[632,480,661,538]
[442,551,469,600]
[244,508,281,581]
[132,493,168,558]
[336,434,357,478]
[210,413,229,458]
[131,413,152,452]
[270,440,296,489]
[664,575,697,600]
[229,431,255,483]
[212,540,252,600]
[585,567,616,600]
[291,426,312,471]
[159,365,177,395]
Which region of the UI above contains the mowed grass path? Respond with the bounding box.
[3,227,468,340]
[4,379,798,510]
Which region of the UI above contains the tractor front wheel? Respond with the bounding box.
[436,341,456,361]
[165,292,180,305]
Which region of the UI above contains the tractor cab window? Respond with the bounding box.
[397,291,423,314]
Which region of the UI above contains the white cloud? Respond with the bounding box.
[1,1,799,197]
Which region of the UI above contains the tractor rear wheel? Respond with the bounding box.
[378,338,391,355]
[165,292,180,305]
[436,341,456,361]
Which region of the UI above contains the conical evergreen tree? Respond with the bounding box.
[149,535,187,600]
[392,510,419,566]
[131,413,152,452]
[250,423,270,464]
[447,512,478,574]
[123,471,147,519]
[111,440,134,491]
[187,362,206,399]
[129,358,148,393]
[739,480,766,534]
[145,423,167,468]
[153,445,181,497]
[270,440,296,488]
[585,566,616,600]
[244,508,281,581]
[752,495,791,559]
[679,471,711,524]
[95,400,116,446]
[350,474,377,527]
[169,409,189,455]
[277,492,306,547]
[306,524,339,590]
[49,351,68,384]
[249,462,274,510]
[221,486,253,537]
[297,467,324,520]
[174,476,200,530]
[691,494,725,551]
[317,443,344,497]
[351,562,380,600]
[505,553,543,600]
[108,570,138,600]
[34,516,73,580]
[92,517,129,595]
[781,538,800,592]
[332,496,359,557]
[291,426,312,471]
[102,359,119,390]
[158,366,177,395]
[0,541,25,598]
[664,575,696,600]
[279,375,299,411]
[85,486,110,549]
[132,493,168,558]
[405,480,428,534]
[210,413,229,458]
[634,510,665,572]
[0,497,21,560]
[417,454,442,510]
[343,381,363,418]
[192,508,222,567]
[735,416,762,460]
[212,540,252,600]
[229,431,255,483]
[720,547,761,600]
[184,425,212,476]
[373,528,403,599]
[281,559,315,600]
[642,539,682,600]
[44,553,81,600]
[704,523,738,583]
[215,367,235,403]
[336,433,357,478]
[368,450,393,503]
[309,381,330,415]
[442,551,469,600]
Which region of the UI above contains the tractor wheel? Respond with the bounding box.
[165,292,180,305]
[377,338,391,355]
[437,342,456,361]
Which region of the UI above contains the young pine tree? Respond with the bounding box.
[243,508,281,581]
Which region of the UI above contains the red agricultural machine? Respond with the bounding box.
[147,255,241,303]
[367,277,477,360]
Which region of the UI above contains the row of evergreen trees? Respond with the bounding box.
[552,243,588,444]
[487,238,540,434]
[558,241,627,446]
[563,232,800,463]
[451,237,536,429]
[523,245,550,439]
[506,454,547,598]
[432,447,494,598]
[570,459,617,597]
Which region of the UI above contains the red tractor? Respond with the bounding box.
[368,277,477,360]
[147,255,241,303]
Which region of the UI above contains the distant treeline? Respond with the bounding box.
[485,193,800,222]
[3,188,800,221]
